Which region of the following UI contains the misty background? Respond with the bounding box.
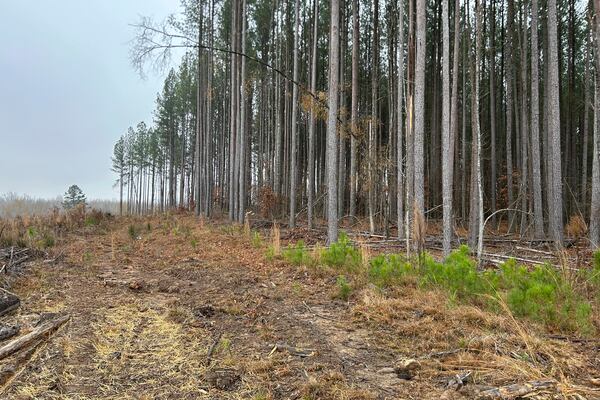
[0,0,181,201]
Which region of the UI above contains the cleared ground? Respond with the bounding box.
[0,214,599,399]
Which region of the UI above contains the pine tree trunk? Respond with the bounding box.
[414,0,426,225]
[489,0,497,225]
[548,0,564,246]
[397,0,405,240]
[238,0,247,222]
[308,0,318,228]
[506,0,515,229]
[474,0,484,264]
[228,0,238,220]
[289,0,300,227]
[441,0,451,255]
[368,0,379,234]
[327,0,340,243]
[531,0,545,238]
[590,0,600,247]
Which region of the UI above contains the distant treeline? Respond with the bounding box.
[0,193,120,219]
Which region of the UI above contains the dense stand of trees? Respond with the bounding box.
[114,0,600,250]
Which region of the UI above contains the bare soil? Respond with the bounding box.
[1,214,599,399]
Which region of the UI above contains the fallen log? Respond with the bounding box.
[0,293,19,318]
[0,326,19,342]
[477,379,555,399]
[0,339,41,386]
[0,314,69,361]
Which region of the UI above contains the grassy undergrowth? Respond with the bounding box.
[276,234,600,335]
[0,207,113,250]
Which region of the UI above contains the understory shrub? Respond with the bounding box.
[320,233,362,271]
[336,275,351,301]
[282,241,312,266]
[421,245,493,301]
[279,238,596,334]
[369,254,413,287]
[498,259,592,333]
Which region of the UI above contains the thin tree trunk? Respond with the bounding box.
[289,0,300,227]
[228,0,238,220]
[506,0,515,229]
[327,0,340,243]
[531,0,545,238]
[474,0,484,263]
[590,0,600,247]
[489,0,497,225]
[308,0,318,228]
[397,0,405,239]
[238,0,247,222]
[414,0,426,225]
[368,0,379,234]
[548,0,564,246]
[441,0,451,255]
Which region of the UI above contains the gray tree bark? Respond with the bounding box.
[308,0,318,229]
[590,0,600,247]
[547,0,564,246]
[531,0,544,238]
[441,0,451,255]
[289,0,300,228]
[397,0,405,240]
[349,0,359,219]
[327,0,340,243]
[237,0,247,222]
[368,0,379,234]
[414,0,426,224]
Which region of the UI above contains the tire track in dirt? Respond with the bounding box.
[2,222,438,399]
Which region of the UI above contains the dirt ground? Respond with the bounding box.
[1,213,599,399]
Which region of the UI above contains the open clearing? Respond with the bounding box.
[0,213,599,399]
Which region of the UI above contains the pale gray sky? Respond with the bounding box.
[0,1,181,199]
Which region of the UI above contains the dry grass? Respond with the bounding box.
[352,285,599,398]
[90,304,208,398]
[2,212,599,399]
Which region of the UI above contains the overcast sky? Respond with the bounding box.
[0,1,182,200]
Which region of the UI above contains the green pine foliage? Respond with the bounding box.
[336,275,352,301]
[369,254,414,287]
[277,238,597,334]
[282,240,312,266]
[320,233,362,271]
[62,185,87,210]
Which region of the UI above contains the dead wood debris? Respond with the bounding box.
[475,379,556,399]
[0,325,19,342]
[377,359,421,380]
[0,247,47,275]
[269,342,316,358]
[205,331,222,366]
[0,314,69,361]
[0,292,19,318]
[205,367,240,391]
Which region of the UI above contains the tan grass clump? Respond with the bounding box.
[566,215,587,239]
[271,223,281,257]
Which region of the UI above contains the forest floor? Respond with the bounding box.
[0,213,599,399]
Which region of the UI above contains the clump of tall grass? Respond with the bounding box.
[0,206,111,250]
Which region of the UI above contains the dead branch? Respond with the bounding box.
[0,325,19,342]
[0,314,69,361]
[477,379,555,399]
[205,331,222,366]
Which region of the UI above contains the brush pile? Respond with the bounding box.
[0,247,47,275]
